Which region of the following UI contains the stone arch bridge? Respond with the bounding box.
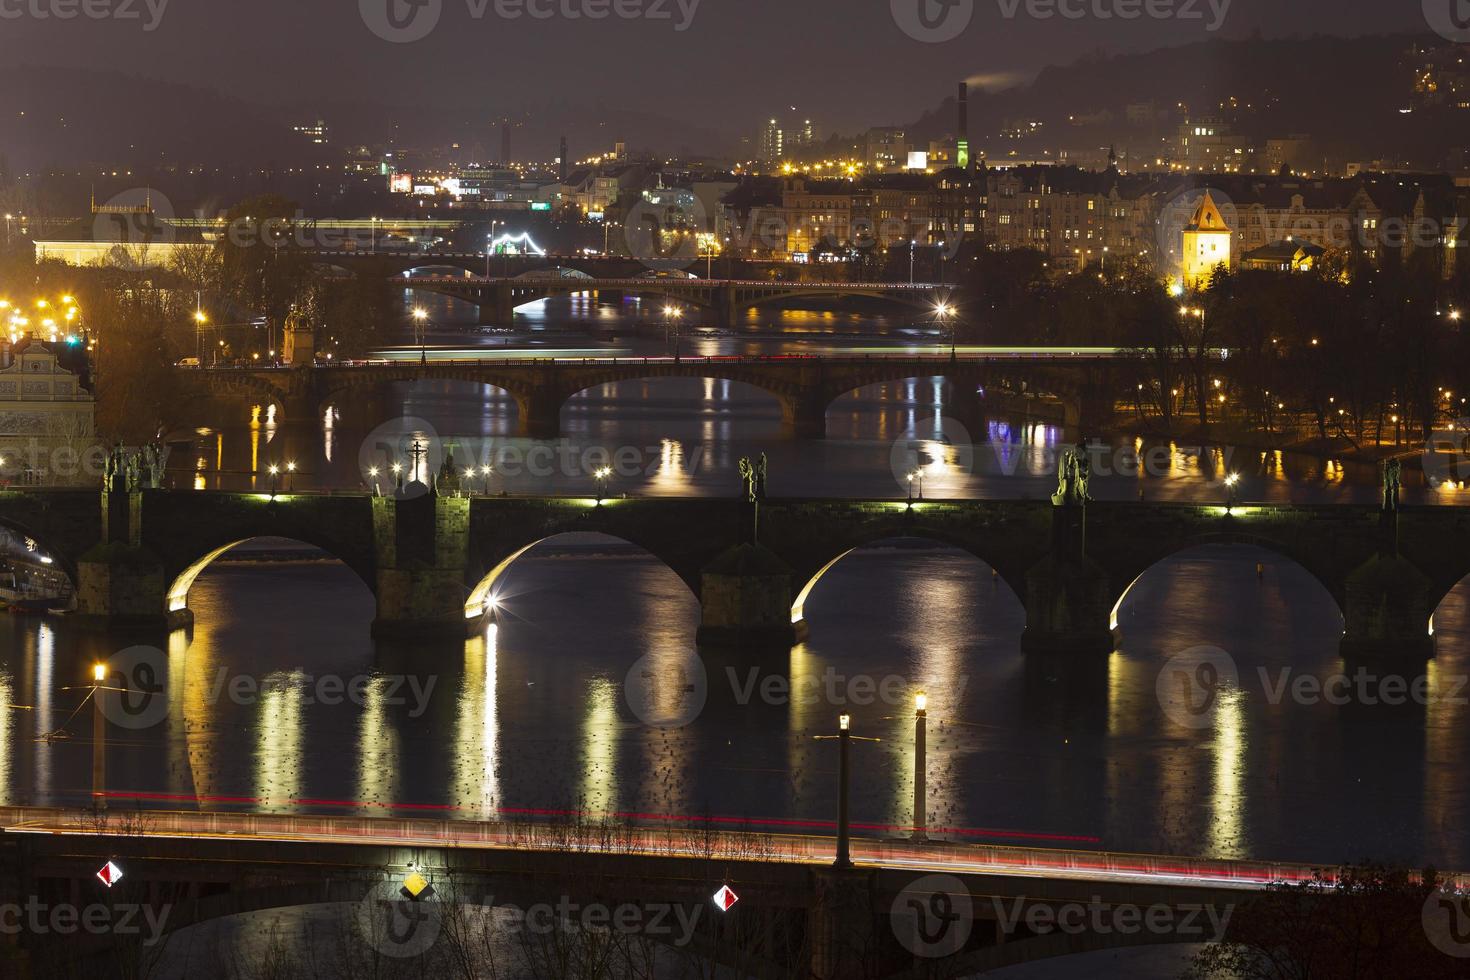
[2,488,1461,659]
[178,355,1124,439]
[393,276,945,328]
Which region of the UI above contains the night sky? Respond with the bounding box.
[0,0,1442,143]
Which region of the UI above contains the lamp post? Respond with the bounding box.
[835,714,852,868]
[912,691,927,842]
[92,663,107,809]
[663,305,683,359]
[412,307,430,365]
[935,302,955,360]
[595,466,612,504]
[285,461,297,493]
[368,467,382,496]
[1225,472,1240,512]
[268,464,280,498]
[813,714,879,870]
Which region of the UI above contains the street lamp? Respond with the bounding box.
[913,691,928,842]
[935,302,955,360]
[285,461,297,492]
[1225,472,1240,512]
[595,465,612,503]
[368,466,381,496]
[412,308,430,364]
[812,714,880,870]
[92,663,107,809]
[268,464,280,498]
[663,304,684,358]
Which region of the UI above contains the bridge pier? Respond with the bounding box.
[371,494,473,638]
[947,379,986,436]
[1339,516,1435,660]
[494,286,516,324]
[781,389,828,440]
[75,491,173,631]
[696,544,800,649]
[515,390,563,440]
[807,867,877,980]
[1020,506,1115,656]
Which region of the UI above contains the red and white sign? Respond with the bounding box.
[96,861,124,888]
[712,885,739,912]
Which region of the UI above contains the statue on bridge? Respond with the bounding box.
[436,448,462,497]
[738,454,769,543]
[740,453,768,504]
[1381,457,1402,512]
[103,442,166,492]
[1051,444,1092,508]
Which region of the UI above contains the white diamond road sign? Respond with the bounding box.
[96,861,124,888]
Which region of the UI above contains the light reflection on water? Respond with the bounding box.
[0,541,1467,869]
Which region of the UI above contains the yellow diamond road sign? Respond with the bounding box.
[402,872,430,899]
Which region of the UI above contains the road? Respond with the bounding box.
[4,805,1456,894]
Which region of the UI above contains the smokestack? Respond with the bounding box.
[559,136,568,181]
[957,82,969,142]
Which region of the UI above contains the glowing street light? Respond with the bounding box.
[595,465,612,504]
[91,663,107,808]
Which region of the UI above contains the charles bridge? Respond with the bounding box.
[0,486,1459,659]
[179,354,1124,439]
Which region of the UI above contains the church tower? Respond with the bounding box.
[1181,190,1231,289]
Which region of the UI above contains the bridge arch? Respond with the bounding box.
[464,531,701,630]
[1109,539,1344,636]
[0,520,79,602]
[791,531,1027,632]
[1427,569,1470,640]
[560,373,788,429]
[165,534,376,625]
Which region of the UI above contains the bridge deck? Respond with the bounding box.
[5,806,1452,894]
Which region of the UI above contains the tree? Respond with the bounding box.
[1186,865,1464,980]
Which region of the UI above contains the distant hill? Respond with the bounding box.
[0,67,333,174]
[896,34,1464,169]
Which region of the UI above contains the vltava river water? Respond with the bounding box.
[2,299,1467,875]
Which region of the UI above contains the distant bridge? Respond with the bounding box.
[390,274,948,326]
[177,354,1116,439]
[310,249,874,284]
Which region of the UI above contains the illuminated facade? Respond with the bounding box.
[1181,190,1231,288]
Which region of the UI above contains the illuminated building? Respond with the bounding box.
[1181,189,1231,288]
